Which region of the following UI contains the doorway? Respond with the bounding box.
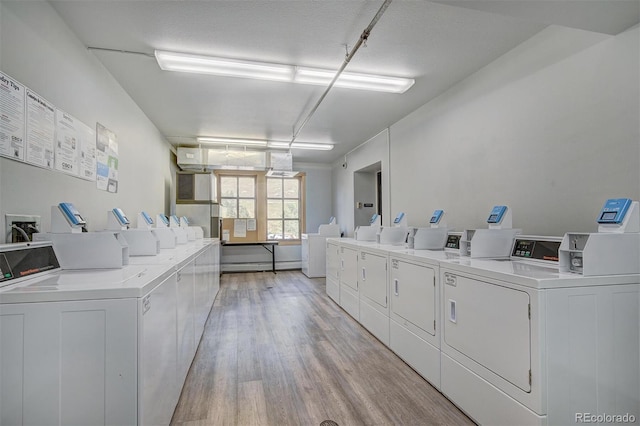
[353,162,382,228]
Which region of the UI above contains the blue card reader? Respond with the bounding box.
[112,208,130,226]
[597,198,632,224]
[369,214,379,225]
[181,216,189,225]
[393,212,405,224]
[59,202,86,227]
[430,210,444,224]
[487,206,508,224]
[171,215,181,226]
[160,215,170,226]
[141,211,154,225]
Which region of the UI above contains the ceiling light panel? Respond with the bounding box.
[267,141,334,150]
[155,50,414,93]
[155,50,293,82]
[295,68,415,93]
[291,142,334,150]
[197,137,268,147]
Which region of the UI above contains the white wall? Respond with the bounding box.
[0,1,173,240]
[299,162,333,233]
[335,25,639,237]
[332,129,390,236]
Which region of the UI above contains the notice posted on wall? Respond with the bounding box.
[54,109,97,180]
[0,72,26,161]
[233,219,247,238]
[25,89,55,169]
[78,121,97,181]
[96,122,118,192]
[54,109,80,176]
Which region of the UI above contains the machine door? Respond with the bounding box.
[390,259,436,336]
[326,242,340,282]
[340,247,358,291]
[358,251,388,308]
[443,272,531,392]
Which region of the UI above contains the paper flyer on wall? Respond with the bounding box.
[0,72,26,161]
[25,89,55,169]
[96,122,118,192]
[78,121,96,181]
[233,219,247,238]
[54,109,80,176]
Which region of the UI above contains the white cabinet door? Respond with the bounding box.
[359,250,388,308]
[442,271,531,392]
[390,258,436,336]
[340,246,358,291]
[139,273,179,426]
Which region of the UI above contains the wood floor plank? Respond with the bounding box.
[171,270,474,426]
[237,380,269,426]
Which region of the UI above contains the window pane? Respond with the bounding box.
[284,220,299,239]
[283,179,299,198]
[267,220,283,239]
[238,177,255,198]
[283,200,298,219]
[267,200,282,219]
[238,199,255,218]
[220,198,237,218]
[220,177,237,197]
[267,178,282,198]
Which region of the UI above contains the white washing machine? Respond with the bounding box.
[301,224,340,278]
[0,240,219,426]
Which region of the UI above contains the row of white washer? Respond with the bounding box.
[325,237,640,426]
[0,239,220,426]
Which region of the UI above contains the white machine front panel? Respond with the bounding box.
[390,320,441,388]
[0,298,137,426]
[194,248,211,344]
[390,258,436,337]
[177,260,196,384]
[340,246,359,291]
[443,272,532,392]
[545,284,640,423]
[326,276,340,303]
[358,251,388,309]
[139,273,179,426]
[326,242,340,282]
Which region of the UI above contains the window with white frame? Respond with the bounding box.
[219,176,256,218]
[266,177,300,239]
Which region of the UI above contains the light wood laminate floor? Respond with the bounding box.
[171,271,474,426]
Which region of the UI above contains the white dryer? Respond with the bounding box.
[439,231,639,426]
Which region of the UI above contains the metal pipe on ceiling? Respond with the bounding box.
[289,0,393,148]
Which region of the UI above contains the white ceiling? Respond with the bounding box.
[48,0,639,164]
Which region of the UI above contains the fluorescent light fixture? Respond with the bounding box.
[294,68,414,94]
[197,137,268,147]
[268,141,334,151]
[155,50,292,82]
[155,50,414,93]
[197,138,333,150]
